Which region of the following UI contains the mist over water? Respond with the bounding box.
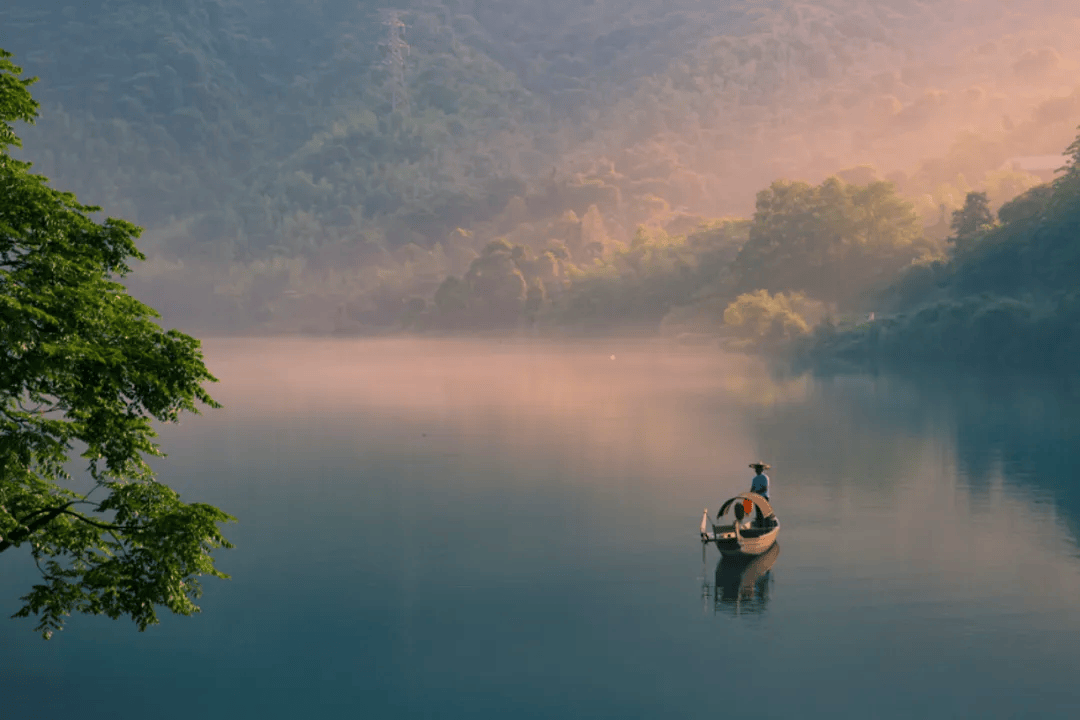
[3,339,1079,718]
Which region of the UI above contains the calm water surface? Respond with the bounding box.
[3,339,1080,719]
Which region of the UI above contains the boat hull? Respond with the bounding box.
[708,524,779,558]
[714,531,778,558]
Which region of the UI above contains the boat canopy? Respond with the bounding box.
[718,492,776,520]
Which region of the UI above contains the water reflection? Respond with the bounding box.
[704,543,780,616]
[7,340,1080,720]
[775,369,1080,551]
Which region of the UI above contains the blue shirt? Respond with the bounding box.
[751,473,769,498]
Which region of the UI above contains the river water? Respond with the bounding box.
[3,339,1080,719]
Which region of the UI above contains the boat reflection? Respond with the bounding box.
[707,542,780,616]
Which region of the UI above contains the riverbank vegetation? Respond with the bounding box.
[797,129,1080,371]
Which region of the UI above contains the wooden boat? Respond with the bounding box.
[699,492,779,558]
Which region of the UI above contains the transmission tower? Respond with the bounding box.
[379,10,410,114]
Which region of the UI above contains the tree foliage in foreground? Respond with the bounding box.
[0,50,234,638]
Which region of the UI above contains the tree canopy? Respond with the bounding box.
[729,177,926,309]
[802,126,1080,371]
[949,191,994,253]
[0,49,233,638]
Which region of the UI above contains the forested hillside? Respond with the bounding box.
[3,0,1079,334]
[800,129,1080,371]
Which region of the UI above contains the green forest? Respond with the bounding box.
[799,133,1080,371]
[2,0,1079,367]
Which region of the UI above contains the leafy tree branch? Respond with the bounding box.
[1,48,234,639]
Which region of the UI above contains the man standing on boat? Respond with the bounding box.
[750,463,770,501]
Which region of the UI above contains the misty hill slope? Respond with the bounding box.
[1,0,754,238]
[3,0,1080,332]
[3,0,550,255]
[5,1,1077,243]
